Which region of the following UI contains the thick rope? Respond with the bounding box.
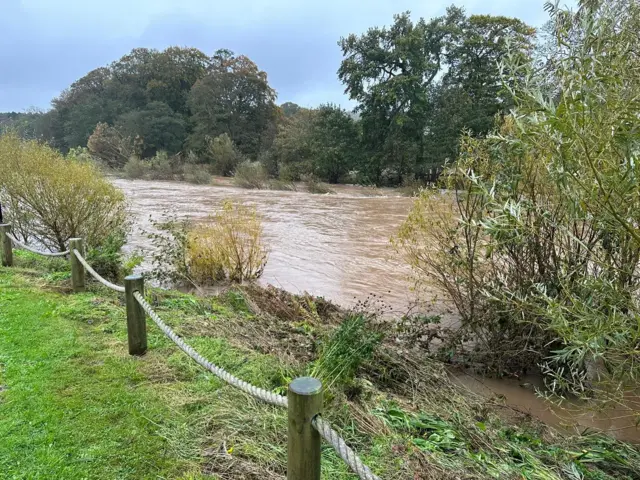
[133,291,287,408]
[72,249,126,293]
[313,417,381,480]
[7,233,70,257]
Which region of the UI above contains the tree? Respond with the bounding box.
[269,108,318,179]
[311,105,361,183]
[188,50,278,159]
[338,10,461,184]
[280,102,302,118]
[424,14,535,167]
[87,123,134,168]
[339,8,535,183]
[116,101,186,156]
[46,47,209,152]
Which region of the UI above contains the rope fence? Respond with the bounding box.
[73,249,126,293]
[0,223,382,480]
[133,291,288,407]
[6,232,70,257]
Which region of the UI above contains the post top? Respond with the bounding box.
[124,273,144,281]
[289,377,322,395]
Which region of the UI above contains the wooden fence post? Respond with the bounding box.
[0,224,13,267]
[288,376,323,480]
[69,238,85,292]
[124,274,147,355]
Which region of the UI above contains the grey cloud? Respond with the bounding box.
[0,0,565,112]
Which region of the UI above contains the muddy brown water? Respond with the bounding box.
[113,178,640,443]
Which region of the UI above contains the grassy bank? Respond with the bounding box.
[1,251,639,479]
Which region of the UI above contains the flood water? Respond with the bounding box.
[114,178,422,314]
[113,178,640,443]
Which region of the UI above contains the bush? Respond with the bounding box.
[123,156,149,179]
[305,177,334,194]
[0,134,128,252]
[182,163,211,185]
[86,231,142,282]
[146,151,175,180]
[187,200,268,283]
[233,161,268,189]
[267,179,297,191]
[206,133,241,176]
[148,201,268,286]
[395,1,640,401]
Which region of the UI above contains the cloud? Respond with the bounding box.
[0,0,568,112]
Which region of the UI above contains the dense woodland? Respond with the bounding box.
[1,6,535,186]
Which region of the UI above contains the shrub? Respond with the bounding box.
[146,151,175,181]
[147,214,191,286]
[182,163,211,185]
[206,133,241,176]
[123,156,149,179]
[187,200,268,283]
[267,179,297,191]
[304,177,334,194]
[0,134,128,252]
[148,201,268,287]
[233,161,268,189]
[85,231,142,282]
[395,0,640,400]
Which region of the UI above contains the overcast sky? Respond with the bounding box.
[0,0,572,112]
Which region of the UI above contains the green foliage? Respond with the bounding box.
[310,313,382,390]
[396,0,640,399]
[123,156,149,179]
[85,231,141,282]
[145,150,175,180]
[147,213,191,286]
[233,160,269,189]
[188,50,278,159]
[181,163,211,185]
[338,8,535,184]
[0,134,128,252]
[206,133,242,176]
[116,101,186,157]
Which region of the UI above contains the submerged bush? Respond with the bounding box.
[187,200,268,283]
[148,201,268,286]
[233,160,269,189]
[305,177,334,194]
[395,0,640,400]
[182,163,211,185]
[123,156,149,179]
[0,133,128,252]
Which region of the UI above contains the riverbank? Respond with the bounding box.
[1,251,639,479]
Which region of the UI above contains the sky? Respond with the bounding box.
[0,0,571,112]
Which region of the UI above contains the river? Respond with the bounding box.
[113,178,640,443]
[114,177,423,314]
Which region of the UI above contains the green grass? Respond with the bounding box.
[1,253,640,479]
[0,272,193,478]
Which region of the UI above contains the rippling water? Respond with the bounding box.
[113,178,419,312]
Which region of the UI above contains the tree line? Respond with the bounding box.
[1,6,535,186]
